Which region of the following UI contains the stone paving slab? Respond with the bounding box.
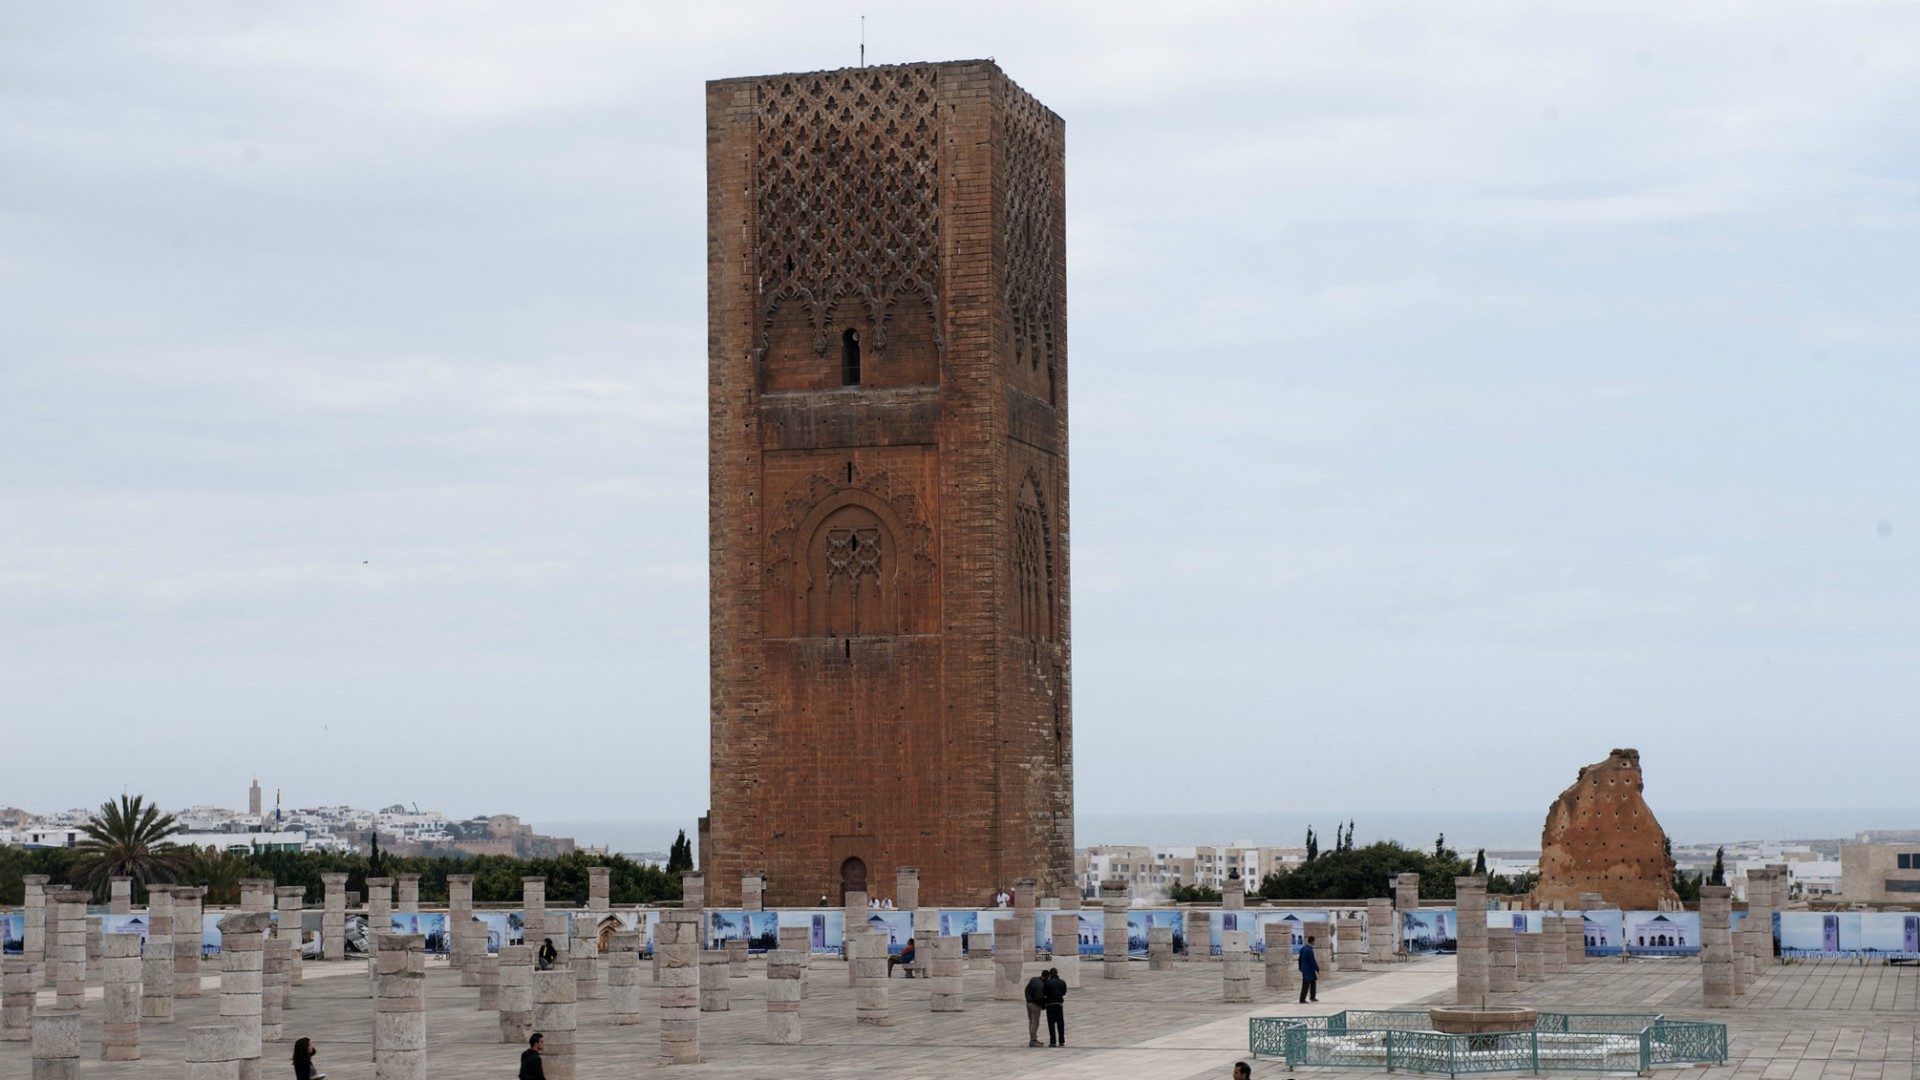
[0,953,1912,1079]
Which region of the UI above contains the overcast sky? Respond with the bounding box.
[4,3,1917,833]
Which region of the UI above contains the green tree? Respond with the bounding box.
[1473,849,1487,875]
[1261,840,1471,901]
[1709,847,1725,886]
[1304,828,1318,863]
[1434,833,1446,858]
[180,847,252,906]
[72,795,185,900]
[1169,881,1221,903]
[666,831,694,875]
[368,833,385,875]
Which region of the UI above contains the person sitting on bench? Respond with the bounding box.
[886,938,918,977]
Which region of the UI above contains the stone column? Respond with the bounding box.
[520,877,546,948]
[1743,871,1771,977]
[374,933,426,1080]
[366,877,393,939]
[109,877,132,915]
[1487,925,1517,993]
[656,909,701,1065]
[393,874,420,913]
[174,886,205,998]
[49,890,87,1011]
[586,866,610,915]
[1102,898,1130,979]
[929,935,963,1012]
[1221,929,1251,1002]
[777,924,812,999]
[1564,909,1587,967]
[186,1024,244,1080]
[1303,919,1331,983]
[31,1009,81,1080]
[1184,908,1209,960]
[261,934,288,1043]
[101,932,142,1060]
[1455,876,1488,1005]
[843,890,867,987]
[1367,898,1396,964]
[1223,875,1245,910]
[1517,926,1544,981]
[681,872,706,912]
[1050,911,1081,987]
[698,949,729,1012]
[570,934,603,1001]
[726,937,749,978]
[532,967,577,1080]
[1149,926,1175,971]
[240,879,272,914]
[895,867,920,913]
[992,925,1024,1000]
[86,915,103,966]
[22,876,48,974]
[767,948,804,1039]
[218,911,270,1080]
[968,927,994,972]
[320,874,348,962]
[1263,922,1294,993]
[1394,873,1421,911]
[854,928,890,1025]
[606,931,642,1025]
[1701,885,1735,1008]
[913,906,939,964]
[1541,915,1568,975]
[739,871,764,912]
[141,888,175,1022]
[276,886,305,989]
[1014,877,1039,959]
[496,943,534,1043]
[1337,915,1364,972]
[39,883,64,989]
[2,959,34,1041]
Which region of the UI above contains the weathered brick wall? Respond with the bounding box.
[707,61,1072,907]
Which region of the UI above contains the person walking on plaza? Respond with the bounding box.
[1297,934,1320,1003]
[519,1033,546,1080]
[1043,966,1068,1047]
[1024,969,1047,1046]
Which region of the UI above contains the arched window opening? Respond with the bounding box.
[841,328,861,385]
[1014,474,1054,640]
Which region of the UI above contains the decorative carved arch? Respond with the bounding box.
[1014,467,1055,641]
[766,468,934,637]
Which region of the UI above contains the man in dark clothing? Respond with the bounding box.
[1297,935,1320,1003]
[1043,967,1068,1046]
[519,1033,546,1080]
[1023,970,1046,1046]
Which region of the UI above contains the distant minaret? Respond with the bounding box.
[275,788,283,825]
[248,777,262,817]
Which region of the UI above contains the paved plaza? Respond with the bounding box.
[4,951,1915,1079]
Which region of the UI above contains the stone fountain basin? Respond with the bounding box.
[1427,1005,1540,1035]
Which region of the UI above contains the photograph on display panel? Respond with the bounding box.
[390,912,449,954]
[1402,910,1456,955]
[101,914,152,945]
[1624,911,1699,956]
[1,913,20,954]
[706,910,779,952]
[1581,909,1623,956]
[1129,911,1182,958]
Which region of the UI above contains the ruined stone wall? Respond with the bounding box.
[1533,748,1679,910]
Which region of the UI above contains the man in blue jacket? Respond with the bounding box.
[1297,935,1320,1003]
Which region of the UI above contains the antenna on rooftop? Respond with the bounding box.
[860,15,866,68]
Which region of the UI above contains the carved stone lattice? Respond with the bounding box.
[1003,85,1062,384]
[768,468,935,615]
[755,66,942,356]
[1014,470,1054,640]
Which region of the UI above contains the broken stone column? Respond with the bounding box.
[261,934,288,1043]
[1337,915,1364,972]
[31,1009,81,1080]
[1455,876,1488,1005]
[1394,873,1421,912]
[1263,922,1294,993]
[656,909,701,1065]
[1517,927,1545,981]
[607,931,642,1025]
[895,867,920,912]
[1223,875,1245,910]
[393,874,420,913]
[767,948,803,1040]
[739,871,764,912]
[22,876,48,973]
[186,1024,244,1080]
[854,928,890,1026]
[2,959,33,1041]
[724,937,748,978]
[698,949,730,1012]
[929,934,963,1012]
[1222,929,1251,1002]
[496,943,533,1044]
[1566,909,1588,967]
[570,934,603,1001]
[39,883,64,989]
[1149,925,1175,971]
[968,927,994,972]
[175,886,205,998]
[1050,912,1081,987]
[520,877,546,949]
[843,889,868,987]
[680,872,706,912]
[142,889,175,1023]
[1369,898,1398,963]
[1303,919,1332,983]
[50,891,87,1010]
[1488,924,1517,993]
[532,966,577,1080]
[777,924,812,999]
[1541,915,1568,975]
[320,874,348,962]
[1743,871,1772,977]
[102,931,142,1061]
[445,874,476,981]
[276,886,304,989]
[993,924,1025,1000]
[1014,877,1039,959]
[218,911,270,1080]
[586,866,610,915]
[86,915,103,966]
[1184,908,1210,960]
[1102,898,1130,979]
[1700,885,1735,1008]
[374,933,426,1080]
[240,879,272,914]
[110,877,133,915]
[366,877,393,939]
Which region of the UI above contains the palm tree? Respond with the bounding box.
[72,794,186,899]
[180,847,251,906]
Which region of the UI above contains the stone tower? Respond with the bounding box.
[706,61,1071,908]
[248,777,262,817]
